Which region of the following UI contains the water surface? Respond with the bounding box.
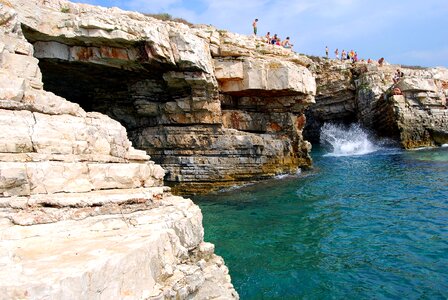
[194,144,448,299]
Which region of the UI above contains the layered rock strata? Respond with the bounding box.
[306,57,448,148]
[10,0,316,194]
[356,65,448,148]
[303,58,355,142]
[0,2,237,298]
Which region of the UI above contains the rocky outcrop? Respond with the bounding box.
[305,58,448,148]
[303,58,355,142]
[355,64,448,148]
[0,2,237,298]
[7,0,316,194]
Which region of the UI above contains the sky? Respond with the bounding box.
[73,0,448,67]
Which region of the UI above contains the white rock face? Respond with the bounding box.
[1,194,237,299]
[215,57,316,95]
[3,0,317,195]
[0,1,239,298]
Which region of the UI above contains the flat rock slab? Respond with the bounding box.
[0,194,236,299]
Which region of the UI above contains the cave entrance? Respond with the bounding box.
[22,25,192,134]
[38,59,169,131]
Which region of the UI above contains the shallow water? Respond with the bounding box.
[193,147,448,299]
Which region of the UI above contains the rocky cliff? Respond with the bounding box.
[0,1,237,298]
[305,57,448,148]
[7,0,316,194]
[2,0,447,297]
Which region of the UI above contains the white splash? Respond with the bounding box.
[274,174,289,179]
[442,144,448,148]
[320,123,378,157]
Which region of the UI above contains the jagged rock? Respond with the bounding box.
[0,195,238,299]
[305,58,448,148]
[5,0,316,193]
[0,1,239,298]
[215,57,316,96]
[304,58,356,141]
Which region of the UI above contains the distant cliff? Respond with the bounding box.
[305,57,448,148]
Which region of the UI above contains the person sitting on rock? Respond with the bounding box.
[282,37,293,49]
[393,69,404,83]
[275,37,281,46]
[378,57,385,66]
[270,34,278,45]
[265,32,271,44]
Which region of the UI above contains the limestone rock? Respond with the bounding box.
[0,72,25,101]
[0,194,238,299]
[5,0,317,194]
[215,57,316,96]
[304,58,448,148]
[303,58,355,141]
[0,2,239,298]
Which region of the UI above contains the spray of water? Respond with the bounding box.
[320,123,378,156]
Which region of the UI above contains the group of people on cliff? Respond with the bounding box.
[326,46,389,68]
[252,19,403,84]
[252,19,294,49]
[329,47,359,62]
[265,32,294,48]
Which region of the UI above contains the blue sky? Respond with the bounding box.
[74,0,447,67]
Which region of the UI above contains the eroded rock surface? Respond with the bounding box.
[0,2,238,298]
[305,57,448,148]
[7,0,316,194]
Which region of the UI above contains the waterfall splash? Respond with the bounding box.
[320,123,378,156]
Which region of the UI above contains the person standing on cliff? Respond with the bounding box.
[252,18,258,36]
[326,46,329,58]
[334,48,339,59]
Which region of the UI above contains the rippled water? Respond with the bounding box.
[193,146,448,299]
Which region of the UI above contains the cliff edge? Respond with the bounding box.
[7,0,317,194]
[305,57,448,148]
[0,1,238,298]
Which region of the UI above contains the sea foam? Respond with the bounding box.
[320,123,378,157]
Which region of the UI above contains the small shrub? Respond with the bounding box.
[143,13,172,21]
[172,17,193,27]
[60,7,70,13]
[143,13,192,27]
[400,65,426,70]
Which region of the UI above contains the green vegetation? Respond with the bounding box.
[401,65,426,70]
[60,7,70,13]
[143,13,192,27]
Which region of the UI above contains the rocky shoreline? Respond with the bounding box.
[1,1,239,298]
[1,0,447,298]
[305,57,448,147]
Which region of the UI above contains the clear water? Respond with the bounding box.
[193,127,448,299]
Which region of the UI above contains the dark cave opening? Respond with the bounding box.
[37,58,177,131]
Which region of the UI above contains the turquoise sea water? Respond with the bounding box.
[193,146,448,299]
